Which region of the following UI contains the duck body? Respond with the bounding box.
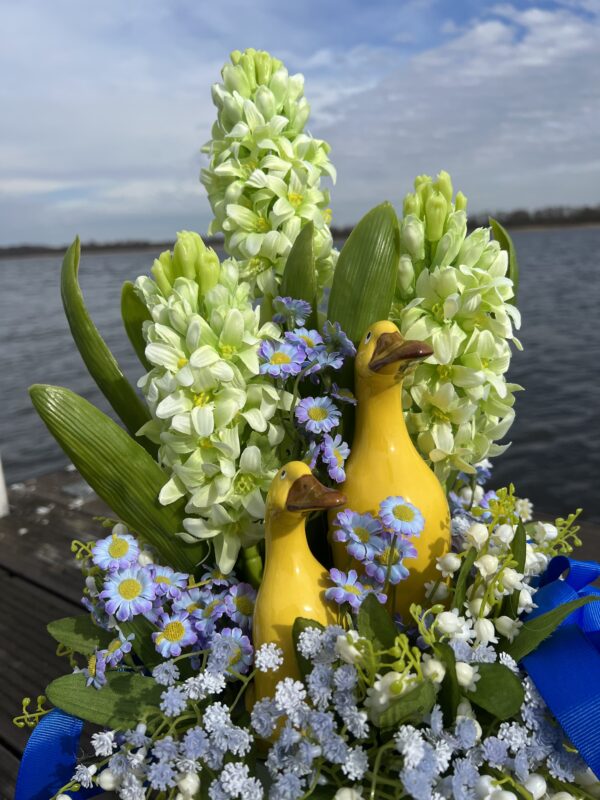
[332,321,451,618]
[253,462,344,702]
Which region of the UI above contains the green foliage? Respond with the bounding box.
[357,593,397,651]
[467,663,524,720]
[29,384,208,572]
[436,642,461,726]
[489,217,519,302]
[121,280,152,371]
[504,521,527,618]
[292,617,324,678]
[46,671,162,729]
[120,617,161,668]
[47,615,113,656]
[452,547,477,611]
[60,238,154,451]
[280,221,317,327]
[327,202,400,343]
[504,594,600,663]
[377,680,437,729]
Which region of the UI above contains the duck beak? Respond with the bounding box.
[369,332,433,372]
[286,475,346,512]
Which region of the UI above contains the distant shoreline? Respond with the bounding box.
[2,220,600,260]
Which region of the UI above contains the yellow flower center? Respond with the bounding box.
[87,654,97,676]
[288,191,303,208]
[186,602,200,613]
[308,406,328,421]
[376,546,400,566]
[256,215,270,233]
[343,583,362,595]
[235,596,254,616]
[107,638,121,654]
[198,437,213,449]
[118,578,142,600]
[481,358,490,369]
[393,504,415,522]
[177,357,188,369]
[108,535,129,559]
[220,344,236,358]
[355,526,371,544]
[334,449,344,467]
[194,391,213,407]
[155,575,172,585]
[271,352,291,365]
[299,334,315,347]
[438,364,452,381]
[324,208,332,224]
[162,620,186,642]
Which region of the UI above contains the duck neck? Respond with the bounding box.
[264,510,311,566]
[354,375,411,448]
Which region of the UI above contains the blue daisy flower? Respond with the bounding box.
[364,537,417,585]
[379,496,425,537]
[153,611,198,658]
[151,565,189,599]
[272,296,312,328]
[218,627,254,675]
[285,327,324,354]
[304,439,323,470]
[173,587,204,615]
[223,583,256,629]
[322,321,356,357]
[325,569,366,610]
[332,509,384,561]
[102,632,135,668]
[295,396,341,434]
[321,433,350,483]
[92,526,139,572]
[199,568,232,588]
[83,650,107,689]
[258,340,305,378]
[100,567,156,622]
[331,384,357,405]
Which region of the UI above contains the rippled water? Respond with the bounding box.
[1,228,599,522]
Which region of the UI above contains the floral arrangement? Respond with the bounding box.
[15,48,600,800]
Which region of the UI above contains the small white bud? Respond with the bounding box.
[437,552,462,577]
[500,568,524,593]
[138,549,154,566]
[465,522,489,550]
[494,524,515,546]
[475,775,495,798]
[334,789,365,800]
[177,772,201,795]
[523,774,546,800]
[550,793,575,800]
[475,554,499,579]
[455,662,479,691]
[494,615,522,641]
[518,588,536,614]
[474,618,497,645]
[490,791,517,800]
[422,656,446,684]
[335,631,362,665]
[97,770,119,790]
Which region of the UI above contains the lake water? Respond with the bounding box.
[1,227,599,522]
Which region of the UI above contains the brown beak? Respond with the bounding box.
[369,332,433,372]
[286,475,346,512]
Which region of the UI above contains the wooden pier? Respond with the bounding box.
[0,468,599,797]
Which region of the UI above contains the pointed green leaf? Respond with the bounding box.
[121,280,151,371]
[489,217,519,303]
[503,521,527,619]
[29,384,208,572]
[61,238,153,449]
[280,221,317,327]
[377,680,437,729]
[504,594,600,663]
[467,662,524,720]
[120,617,161,668]
[436,642,461,725]
[46,671,162,729]
[357,593,397,650]
[292,617,325,678]
[452,547,477,610]
[47,615,113,655]
[327,202,400,343]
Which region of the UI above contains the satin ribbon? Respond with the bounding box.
[522,556,600,778]
[15,708,101,799]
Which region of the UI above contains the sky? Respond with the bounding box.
[0,0,599,246]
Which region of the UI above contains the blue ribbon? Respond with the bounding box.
[15,708,101,800]
[522,556,600,778]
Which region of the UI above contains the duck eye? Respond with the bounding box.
[280,469,287,480]
[364,331,372,344]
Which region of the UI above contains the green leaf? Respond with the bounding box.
[292,617,325,678]
[504,521,527,619]
[377,680,437,728]
[120,617,161,668]
[504,594,600,663]
[357,593,397,650]
[46,670,162,729]
[327,202,400,343]
[121,280,152,371]
[29,384,208,572]
[280,221,317,327]
[61,238,153,449]
[467,662,524,720]
[436,642,461,725]
[452,547,477,611]
[47,615,113,655]
[489,217,519,302]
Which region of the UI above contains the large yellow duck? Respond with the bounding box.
[331,320,451,618]
[252,461,345,702]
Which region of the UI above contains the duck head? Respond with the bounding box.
[355,320,433,388]
[266,461,346,526]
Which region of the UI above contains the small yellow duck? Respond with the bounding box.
[252,461,345,702]
[331,320,451,618]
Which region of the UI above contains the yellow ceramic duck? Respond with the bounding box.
[252,461,345,702]
[331,320,451,618]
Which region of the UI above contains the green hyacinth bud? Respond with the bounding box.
[151,255,172,297]
[434,170,453,204]
[255,86,276,120]
[425,190,448,242]
[397,254,415,296]
[254,51,274,85]
[173,231,205,280]
[400,214,425,261]
[403,192,421,218]
[457,228,490,268]
[455,191,468,212]
[269,67,289,107]
[221,63,251,98]
[197,247,220,295]
[414,174,433,208]
[432,211,467,268]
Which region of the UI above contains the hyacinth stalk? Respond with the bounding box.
[393,171,522,486]
[201,48,337,299]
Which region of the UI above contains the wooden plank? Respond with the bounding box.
[0,743,19,800]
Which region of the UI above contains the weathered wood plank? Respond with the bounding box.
[0,743,20,800]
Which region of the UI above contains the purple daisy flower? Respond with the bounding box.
[83,650,107,689]
[272,296,312,328]
[199,568,232,588]
[304,439,323,470]
[219,627,254,675]
[295,396,341,434]
[321,434,350,483]
[223,583,257,628]
[153,611,198,658]
[332,509,384,561]
[100,566,156,622]
[322,321,356,357]
[285,327,324,354]
[151,565,189,599]
[325,569,366,610]
[259,340,305,378]
[331,384,357,405]
[361,577,388,605]
[379,496,425,537]
[92,527,139,572]
[102,632,134,668]
[364,537,416,585]
[173,587,204,615]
